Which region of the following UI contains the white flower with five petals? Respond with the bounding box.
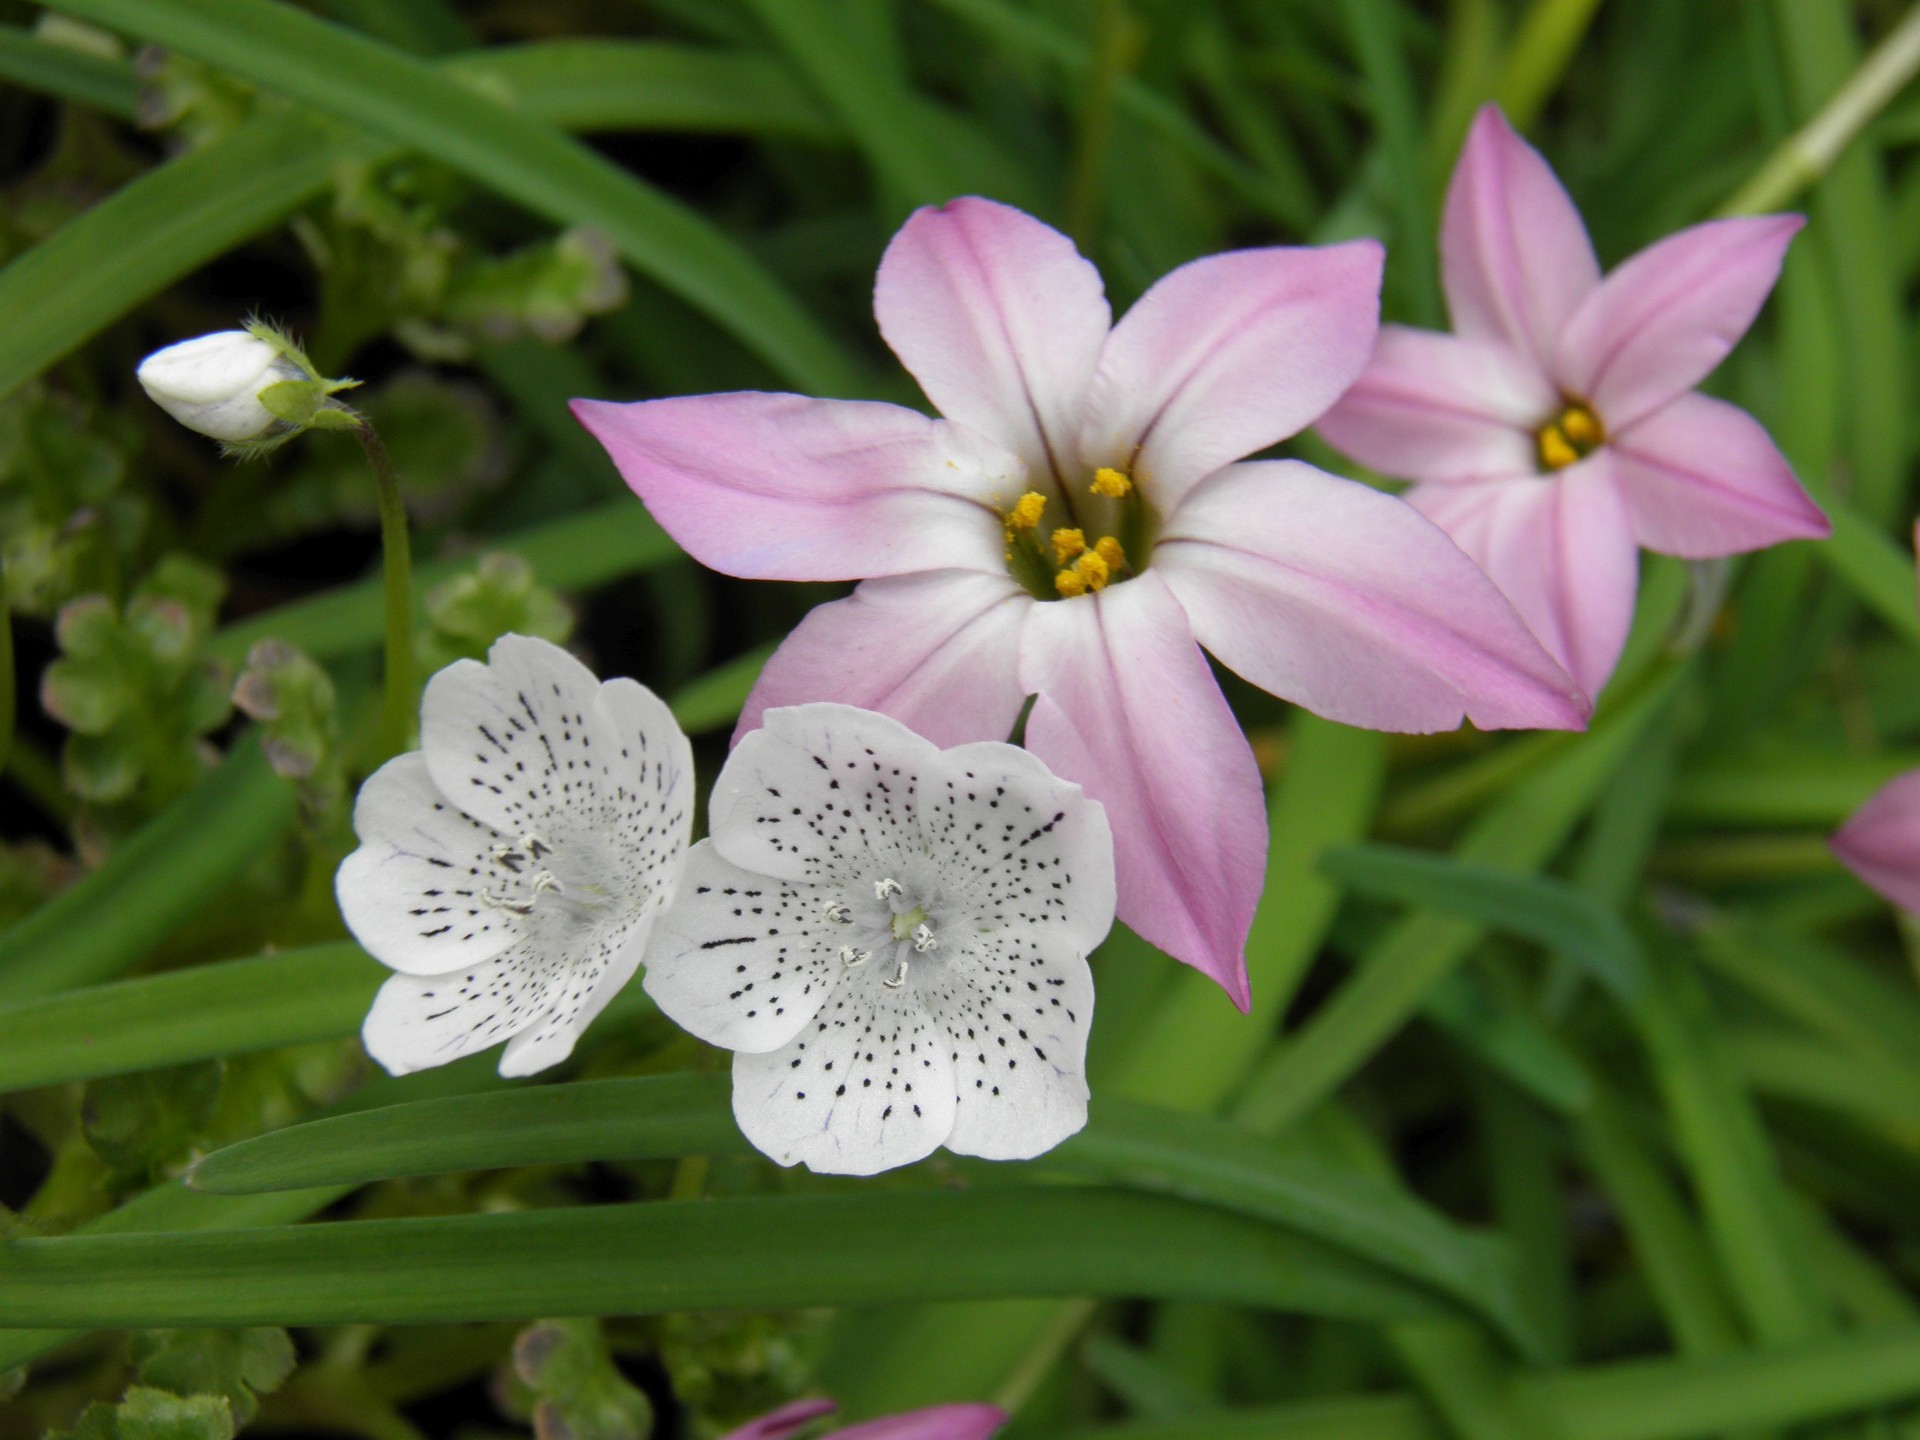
[337,634,693,1076]
[642,703,1115,1176]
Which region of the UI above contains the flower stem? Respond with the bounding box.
[0,564,14,779]
[1719,1,1920,218]
[353,420,417,758]
[1063,0,1142,249]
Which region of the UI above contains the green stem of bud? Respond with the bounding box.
[352,420,417,759]
[0,561,13,778]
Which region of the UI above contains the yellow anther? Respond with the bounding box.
[1053,568,1088,598]
[1007,491,1047,530]
[1560,407,1602,447]
[1074,550,1111,592]
[1094,535,1127,572]
[1091,466,1133,498]
[1050,527,1086,564]
[1537,425,1579,471]
[1535,401,1605,472]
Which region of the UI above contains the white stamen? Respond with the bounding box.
[521,832,554,859]
[882,956,910,988]
[911,923,938,953]
[874,877,904,901]
[820,900,853,925]
[490,842,526,872]
[838,945,872,968]
[481,888,534,916]
[531,871,564,896]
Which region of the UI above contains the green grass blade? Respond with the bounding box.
[190,1074,746,1193]
[0,738,298,1002]
[0,24,139,115]
[1322,844,1645,1002]
[1665,746,1920,826]
[1053,1100,1531,1351]
[0,1189,1456,1328]
[1815,493,1920,644]
[1236,666,1686,1135]
[0,943,380,1092]
[668,644,775,736]
[56,0,858,394]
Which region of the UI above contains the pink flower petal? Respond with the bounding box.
[1315,325,1555,484]
[1155,461,1589,733]
[874,197,1111,478]
[1834,770,1920,914]
[736,570,1032,750]
[1078,240,1384,510]
[1018,573,1265,1009]
[718,1398,841,1440]
[571,393,1012,581]
[1609,392,1829,556]
[1441,105,1601,366]
[1408,457,1639,701]
[831,1405,1008,1440]
[1558,215,1802,431]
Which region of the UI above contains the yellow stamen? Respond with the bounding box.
[1091,466,1132,498]
[1535,401,1605,472]
[1074,550,1111,592]
[1007,491,1047,530]
[1053,569,1088,598]
[1094,535,1127,572]
[1537,426,1579,471]
[1051,527,1086,564]
[1560,407,1601,447]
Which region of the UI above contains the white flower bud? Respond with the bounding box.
[137,330,308,443]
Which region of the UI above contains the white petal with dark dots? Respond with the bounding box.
[647,701,1115,1173]
[731,979,958,1176]
[339,635,694,1078]
[335,752,527,976]
[644,840,842,1053]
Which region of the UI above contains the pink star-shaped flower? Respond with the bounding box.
[1833,525,1920,914]
[575,197,1586,1008]
[1318,105,1830,698]
[721,1398,1004,1440]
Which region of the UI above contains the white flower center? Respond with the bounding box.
[480,830,617,928]
[827,869,956,991]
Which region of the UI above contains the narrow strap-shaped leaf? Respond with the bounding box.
[0,24,140,114]
[1237,664,1686,1134]
[187,1080,1523,1343]
[1053,1324,1920,1440]
[0,1189,1456,1328]
[1321,844,1645,1002]
[0,37,845,403]
[0,943,381,1093]
[0,738,298,1002]
[54,0,857,395]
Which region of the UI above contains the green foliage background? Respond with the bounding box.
[3,0,1920,1437]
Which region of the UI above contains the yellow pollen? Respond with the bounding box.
[1074,550,1111,591]
[1053,569,1088,598]
[1091,466,1133,498]
[1535,402,1605,472]
[1094,535,1127,572]
[1007,491,1047,530]
[1051,527,1086,564]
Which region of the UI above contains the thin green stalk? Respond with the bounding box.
[1720,1,1920,218]
[351,420,416,758]
[1494,0,1608,127]
[1064,0,1144,248]
[0,567,13,779]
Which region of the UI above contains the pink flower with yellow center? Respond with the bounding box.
[574,197,1586,1008]
[1833,526,1920,914]
[721,1398,1004,1440]
[1318,105,1830,699]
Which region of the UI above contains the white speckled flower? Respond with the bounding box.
[337,634,693,1077]
[643,703,1115,1176]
